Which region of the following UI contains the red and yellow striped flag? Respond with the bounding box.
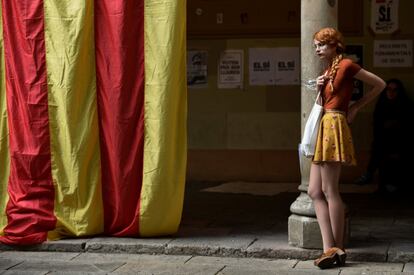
[0,0,187,245]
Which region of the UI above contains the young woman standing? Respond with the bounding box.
[309,28,386,269]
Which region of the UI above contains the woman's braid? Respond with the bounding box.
[328,54,343,92]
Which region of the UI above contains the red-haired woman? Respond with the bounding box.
[309,27,385,269]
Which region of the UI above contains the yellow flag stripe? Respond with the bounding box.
[140,0,187,236]
[0,3,10,235]
[43,0,104,239]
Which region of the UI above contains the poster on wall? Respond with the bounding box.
[274,47,300,86]
[370,0,399,34]
[218,50,244,89]
[345,45,364,101]
[187,50,208,88]
[249,48,275,86]
[248,47,300,86]
[373,40,413,67]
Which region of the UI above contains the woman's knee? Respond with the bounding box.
[308,187,325,200]
[322,187,341,202]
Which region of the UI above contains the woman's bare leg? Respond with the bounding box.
[308,163,335,252]
[320,162,344,249]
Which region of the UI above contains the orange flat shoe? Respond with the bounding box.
[334,247,347,266]
[314,247,338,269]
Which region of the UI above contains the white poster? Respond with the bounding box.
[374,40,412,67]
[187,50,208,88]
[370,0,399,34]
[274,47,300,86]
[218,50,244,89]
[249,48,275,86]
[248,47,299,86]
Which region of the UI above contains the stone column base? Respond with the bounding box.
[288,214,322,249]
[288,214,350,249]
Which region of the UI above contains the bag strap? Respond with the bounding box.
[315,91,321,104]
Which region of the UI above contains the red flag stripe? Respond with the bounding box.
[95,0,145,235]
[0,0,56,244]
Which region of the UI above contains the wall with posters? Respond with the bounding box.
[187,0,363,37]
[187,0,414,182]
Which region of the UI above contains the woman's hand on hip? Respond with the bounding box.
[347,105,358,124]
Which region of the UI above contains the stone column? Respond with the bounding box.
[288,0,338,249]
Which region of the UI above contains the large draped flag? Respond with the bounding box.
[0,0,187,245]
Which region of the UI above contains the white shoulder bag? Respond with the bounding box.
[299,92,323,158]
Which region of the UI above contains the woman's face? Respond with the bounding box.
[314,40,337,60]
[386,82,398,100]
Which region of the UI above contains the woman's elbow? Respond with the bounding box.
[378,79,386,91]
[373,78,386,96]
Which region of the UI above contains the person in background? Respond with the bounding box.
[355,79,414,195]
[309,27,385,269]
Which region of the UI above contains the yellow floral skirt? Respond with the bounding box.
[313,111,356,165]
